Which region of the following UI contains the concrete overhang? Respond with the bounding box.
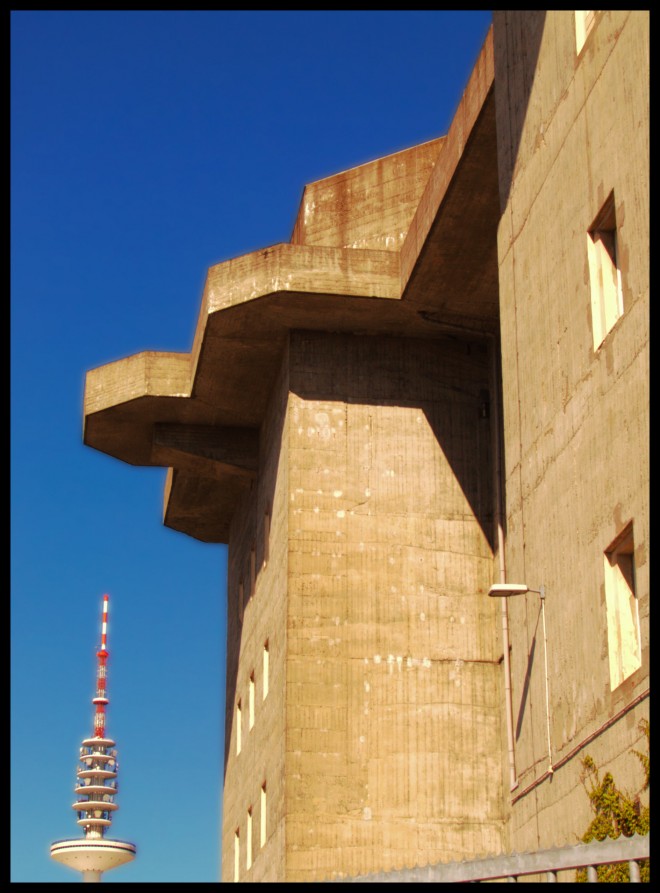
[83,27,500,544]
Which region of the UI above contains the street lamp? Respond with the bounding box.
[488,583,545,598]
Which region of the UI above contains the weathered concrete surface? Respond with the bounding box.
[400,29,499,324]
[221,332,504,882]
[493,9,649,853]
[222,352,290,882]
[84,352,192,466]
[284,333,502,881]
[83,31,500,544]
[291,138,446,252]
[79,10,649,885]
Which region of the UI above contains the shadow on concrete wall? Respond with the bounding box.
[222,356,287,784]
[221,330,499,784]
[515,600,542,742]
[492,10,547,746]
[493,10,547,213]
[288,331,497,554]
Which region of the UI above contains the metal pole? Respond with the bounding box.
[540,586,553,774]
[490,336,518,792]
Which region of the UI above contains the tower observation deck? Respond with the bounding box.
[50,595,136,882]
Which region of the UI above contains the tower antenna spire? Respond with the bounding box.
[51,594,136,882]
[93,594,109,740]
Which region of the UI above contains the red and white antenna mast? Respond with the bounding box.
[50,594,136,882]
[92,595,110,739]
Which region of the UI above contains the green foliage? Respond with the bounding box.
[576,719,649,882]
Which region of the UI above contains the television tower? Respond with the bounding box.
[51,594,137,882]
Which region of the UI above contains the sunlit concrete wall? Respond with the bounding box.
[291,138,444,252]
[493,9,649,853]
[285,331,503,880]
[223,329,506,881]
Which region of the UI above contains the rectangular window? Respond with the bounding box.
[234,828,240,882]
[263,640,269,700]
[575,10,596,54]
[246,808,253,871]
[260,783,267,848]
[236,700,242,755]
[604,523,641,690]
[249,672,255,730]
[588,191,624,350]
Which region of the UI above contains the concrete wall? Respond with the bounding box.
[222,349,290,882]
[284,331,504,880]
[223,329,508,881]
[206,10,651,876]
[291,139,444,252]
[493,10,649,852]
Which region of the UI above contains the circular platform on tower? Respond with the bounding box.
[81,737,116,748]
[50,838,136,872]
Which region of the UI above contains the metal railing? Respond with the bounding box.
[330,833,649,883]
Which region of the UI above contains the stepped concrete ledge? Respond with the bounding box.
[83,28,499,543]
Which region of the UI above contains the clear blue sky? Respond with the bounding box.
[11,10,493,883]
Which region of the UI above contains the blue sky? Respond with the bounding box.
[11,10,493,883]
